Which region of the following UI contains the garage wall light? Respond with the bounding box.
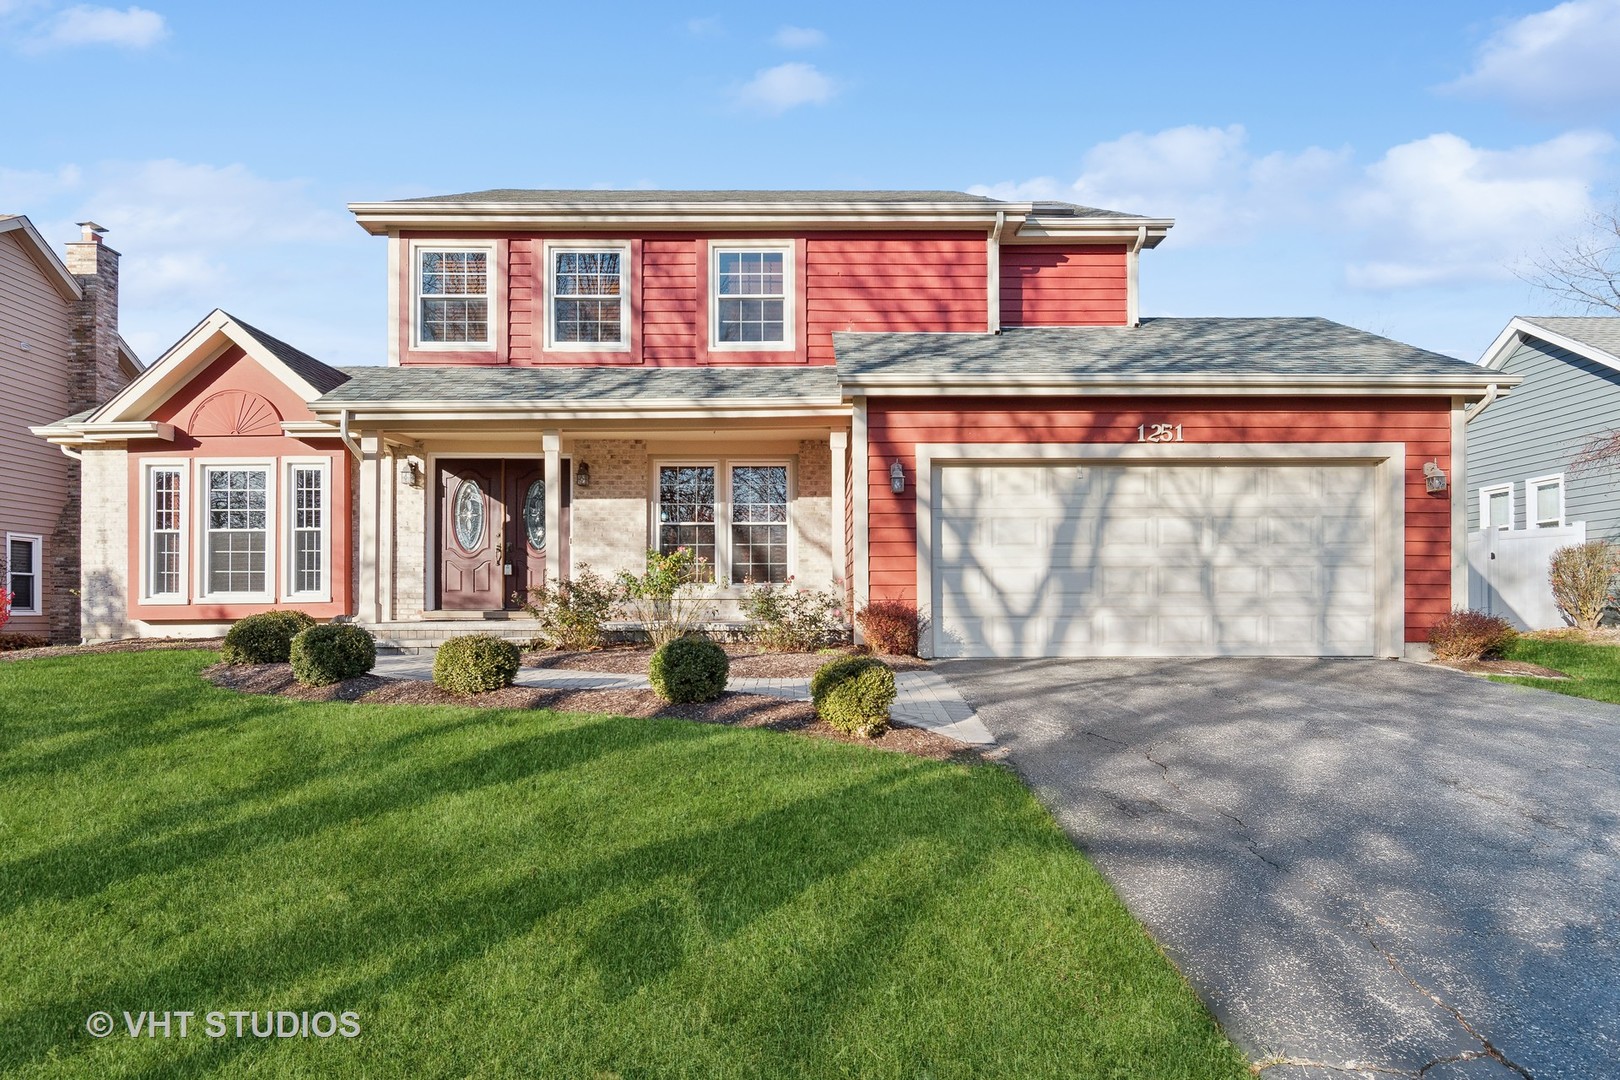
[1423,461,1448,494]
[890,460,906,494]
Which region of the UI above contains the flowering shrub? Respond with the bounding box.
[617,548,716,649]
[522,565,621,650]
[741,579,846,652]
[1427,609,1518,661]
[0,585,12,633]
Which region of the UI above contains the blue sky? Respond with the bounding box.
[5,0,1619,365]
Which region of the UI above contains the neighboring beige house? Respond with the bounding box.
[1,216,138,641]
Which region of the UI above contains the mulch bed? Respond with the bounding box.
[201,662,988,764]
[1433,657,1569,679]
[524,643,931,679]
[0,636,226,662]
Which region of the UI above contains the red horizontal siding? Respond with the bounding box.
[865,396,1455,644]
[807,233,985,364]
[1001,245,1128,327]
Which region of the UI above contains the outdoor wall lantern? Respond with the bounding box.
[400,458,423,489]
[1423,461,1448,494]
[890,460,906,494]
[576,461,591,488]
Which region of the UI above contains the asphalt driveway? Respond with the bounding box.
[941,658,1620,1080]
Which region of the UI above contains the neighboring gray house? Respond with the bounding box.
[1469,317,1620,536]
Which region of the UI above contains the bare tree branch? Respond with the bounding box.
[1519,201,1620,315]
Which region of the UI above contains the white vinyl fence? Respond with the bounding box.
[1466,523,1585,630]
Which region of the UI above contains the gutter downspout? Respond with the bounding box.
[1463,383,1501,423]
[338,409,362,460]
[987,211,1004,334]
[1126,225,1148,327]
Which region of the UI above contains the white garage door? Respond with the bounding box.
[932,463,1378,658]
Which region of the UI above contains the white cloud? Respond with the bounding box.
[25,4,168,51]
[1443,0,1620,109]
[734,61,837,113]
[773,25,826,49]
[1342,130,1614,288]
[685,15,721,36]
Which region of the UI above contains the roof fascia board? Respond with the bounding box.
[838,372,1521,396]
[311,400,851,423]
[349,205,1015,235]
[0,215,83,302]
[1482,316,1620,376]
[1011,218,1174,247]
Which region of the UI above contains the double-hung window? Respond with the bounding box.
[656,463,791,583]
[287,463,327,598]
[415,247,490,347]
[1481,484,1513,530]
[711,243,793,350]
[1528,475,1565,529]
[5,534,41,615]
[205,466,271,598]
[147,465,185,600]
[547,243,627,349]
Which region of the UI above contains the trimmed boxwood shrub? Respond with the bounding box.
[289,624,376,687]
[222,610,317,664]
[649,634,729,703]
[817,663,897,738]
[810,655,886,707]
[434,634,522,695]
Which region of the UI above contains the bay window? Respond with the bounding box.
[288,463,327,598]
[147,465,184,599]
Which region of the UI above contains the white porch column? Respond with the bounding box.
[830,430,849,602]
[357,430,382,624]
[851,397,870,634]
[543,429,561,583]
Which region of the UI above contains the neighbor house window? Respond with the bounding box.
[548,244,627,348]
[1529,475,1565,529]
[731,465,789,583]
[711,243,792,350]
[147,465,184,599]
[6,534,41,615]
[657,465,717,576]
[288,463,326,597]
[205,467,271,597]
[415,247,490,346]
[1481,484,1513,530]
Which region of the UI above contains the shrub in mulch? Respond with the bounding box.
[221,610,317,664]
[290,624,376,687]
[648,634,729,703]
[856,601,921,656]
[434,633,522,695]
[0,634,52,652]
[1428,609,1518,661]
[811,655,896,738]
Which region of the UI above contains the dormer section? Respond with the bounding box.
[997,202,1170,329]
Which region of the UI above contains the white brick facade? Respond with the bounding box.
[78,447,132,642]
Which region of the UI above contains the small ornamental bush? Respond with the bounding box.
[434,634,522,695]
[0,633,50,652]
[1549,540,1620,632]
[289,624,376,687]
[856,601,921,656]
[742,581,847,652]
[810,655,887,707]
[522,565,621,651]
[817,663,897,738]
[1427,609,1519,661]
[222,610,318,664]
[649,634,729,703]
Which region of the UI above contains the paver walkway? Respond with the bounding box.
[371,652,994,745]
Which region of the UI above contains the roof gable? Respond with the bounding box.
[0,215,82,303]
[1479,316,1620,377]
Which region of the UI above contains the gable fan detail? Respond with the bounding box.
[189,391,283,436]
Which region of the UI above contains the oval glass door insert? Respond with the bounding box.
[523,480,546,549]
[453,479,485,550]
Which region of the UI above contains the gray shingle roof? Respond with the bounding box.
[388,189,1150,219]
[1519,316,1620,360]
[318,364,841,405]
[834,319,1485,379]
[228,314,351,394]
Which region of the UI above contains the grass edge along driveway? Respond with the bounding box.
[1494,637,1620,704]
[0,649,1246,1080]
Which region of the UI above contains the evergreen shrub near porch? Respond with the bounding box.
[648,634,729,703]
[289,624,376,686]
[222,610,317,664]
[434,633,522,694]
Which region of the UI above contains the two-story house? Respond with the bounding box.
[36,190,1511,658]
[3,216,139,642]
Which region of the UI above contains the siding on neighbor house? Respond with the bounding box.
[1467,337,1620,538]
[865,396,1455,644]
[0,230,75,638]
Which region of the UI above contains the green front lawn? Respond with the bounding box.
[0,650,1245,1079]
[1493,637,1620,704]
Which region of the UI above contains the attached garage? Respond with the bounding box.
[928,461,1380,658]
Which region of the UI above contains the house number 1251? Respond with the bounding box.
[1137,423,1184,443]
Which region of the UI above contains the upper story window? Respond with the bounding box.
[711,242,793,351]
[415,247,490,347]
[1528,475,1565,529]
[546,243,628,350]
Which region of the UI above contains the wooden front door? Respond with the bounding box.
[438,459,571,611]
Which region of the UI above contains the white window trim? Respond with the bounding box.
[542,239,631,353]
[139,460,190,604]
[650,458,796,586]
[4,532,43,616]
[411,241,496,351]
[196,459,277,604]
[1527,473,1566,529]
[1479,482,1515,531]
[283,458,332,603]
[708,240,795,353]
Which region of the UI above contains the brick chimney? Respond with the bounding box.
[63,221,124,412]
